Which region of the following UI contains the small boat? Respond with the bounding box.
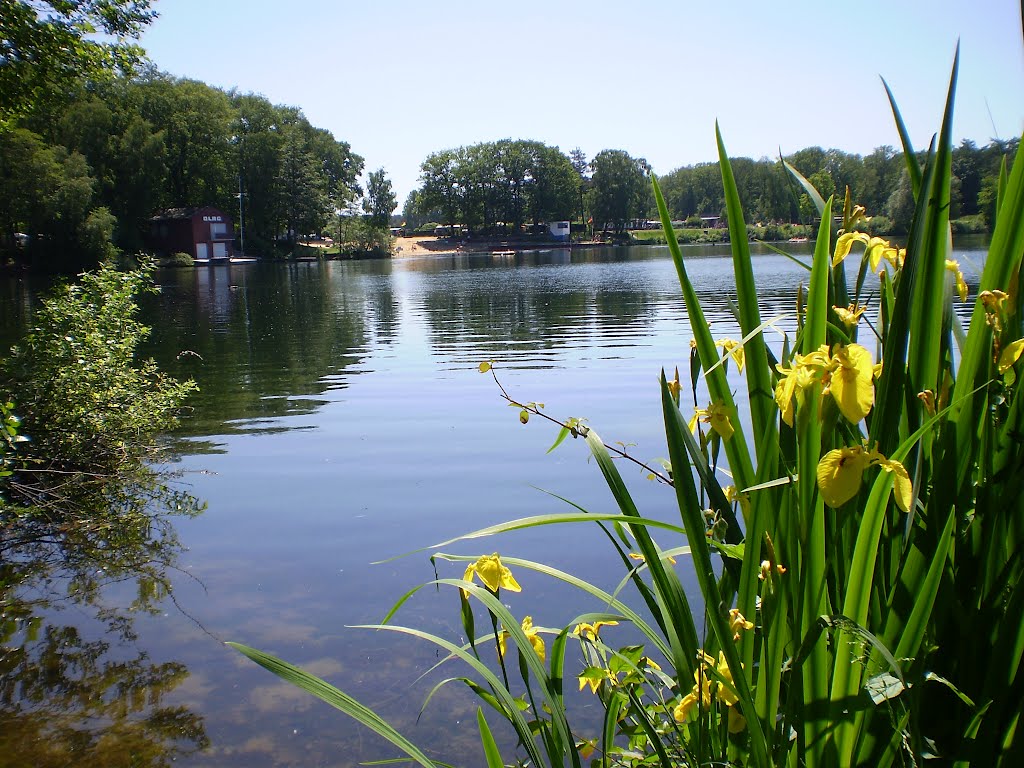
[492,250,515,256]
[787,237,809,243]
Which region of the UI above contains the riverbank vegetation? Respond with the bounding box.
[233,50,1024,767]
[2,1,1013,272]
[403,136,1014,244]
[0,257,209,764]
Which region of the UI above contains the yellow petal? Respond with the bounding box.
[880,459,913,513]
[728,608,754,640]
[499,564,522,592]
[709,404,734,441]
[716,652,740,705]
[521,616,545,662]
[578,673,602,694]
[498,630,509,658]
[775,374,798,427]
[674,692,699,722]
[688,410,701,434]
[471,554,521,593]
[833,232,868,267]
[817,446,870,508]
[830,344,875,423]
[946,260,969,302]
[833,304,865,328]
[728,706,747,733]
[998,338,1024,375]
[716,338,745,372]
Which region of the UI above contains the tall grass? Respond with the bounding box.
[231,53,1024,766]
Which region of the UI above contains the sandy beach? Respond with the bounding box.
[391,235,593,258]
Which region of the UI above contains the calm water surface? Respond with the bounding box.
[0,241,988,766]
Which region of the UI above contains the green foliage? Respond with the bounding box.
[588,149,651,234]
[231,53,1024,768]
[1,70,366,267]
[418,139,581,233]
[950,214,987,234]
[1,260,196,505]
[654,139,1015,231]
[335,215,392,257]
[161,251,195,267]
[363,168,397,227]
[0,0,155,126]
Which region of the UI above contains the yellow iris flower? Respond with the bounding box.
[716,338,745,372]
[673,649,743,723]
[728,706,747,733]
[673,690,700,722]
[573,619,619,640]
[688,401,735,440]
[833,304,867,328]
[833,232,904,271]
[499,616,545,662]
[629,551,677,566]
[728,608,754,641]
[816,443,912,511]
[578,668,610,694]
[775,343,875,426]
[716,652,739,706]
[945,260,969,302]
[463,553,521,595]
[998,338,1024,375]
[826,343,875,424]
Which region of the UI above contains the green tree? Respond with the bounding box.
[419,149,464,229]
[528,144,580,225]
[363,168,397,228]
[134,75,234,209]
[860,145,901,215]
[885,169,916,233]
[0,0,155,125]
[588,149,649,234]
[275,127,329,247]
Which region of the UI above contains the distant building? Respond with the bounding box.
[548,221,570,242]
[148,207,234,261]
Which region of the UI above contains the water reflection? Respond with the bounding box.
[144,262,380,443]
[0,474,209,766]
[0,241,992,768]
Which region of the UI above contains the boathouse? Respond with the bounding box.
[148,207,234,261]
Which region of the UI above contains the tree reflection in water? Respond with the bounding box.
[0,472,210,766]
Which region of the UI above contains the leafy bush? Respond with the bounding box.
[161,251,195,267]
[232,53,1024,768]
[950,213,987,234]
[862,213,894,235]
[1,260,196,507]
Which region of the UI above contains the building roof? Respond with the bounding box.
[150,206,226,222]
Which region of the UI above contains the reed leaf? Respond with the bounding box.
[227,642,440,768]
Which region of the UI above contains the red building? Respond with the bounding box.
[148,207,235,261]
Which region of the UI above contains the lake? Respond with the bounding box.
[0,239,988,766]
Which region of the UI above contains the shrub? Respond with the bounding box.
[164,251,195,267]
[1,260,196,507]
[950,213,987,234]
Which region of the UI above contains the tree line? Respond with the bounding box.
[404,139,1017,238]
[658,140,1016,233]
[0,68,372,269]
[404,142,652,236]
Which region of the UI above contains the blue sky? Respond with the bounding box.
[139,0,1024,207]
